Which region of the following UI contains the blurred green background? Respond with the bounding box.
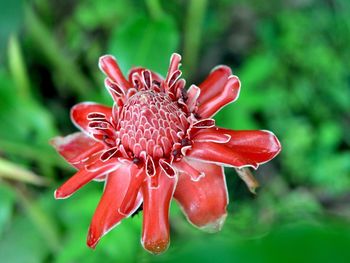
[0,0,350,262]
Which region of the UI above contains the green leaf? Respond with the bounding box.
[0,213,50,263]
[8,35,30,98]
[0,0,23,60]
[75,0,134,30]
[0,69,61,172]
[0,184,15,237]
[108,14,179,75]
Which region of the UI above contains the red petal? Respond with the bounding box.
[192,118,216,129]
[198,65,232,103]
[87,166,143,248]
[192,129,231,144]
[99,55,131,90]
[104,78,125,102]
[54,159,119,199]
[141,169,177,254]
[159,159,176,178]
[71,102,112,134]
[186,85,200,112]
[172,158,204,181]
[221,128,281,163]
[51,132,105,169]
[128,67,164,84]
[165,53,181,88]
[193,127,281,158]
[187,129,281,169]
[119,165,146,215]
[174,159,228,232]
[197,76,240,118]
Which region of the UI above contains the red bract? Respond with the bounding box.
[52,53,281,254]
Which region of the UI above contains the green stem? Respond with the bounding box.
[0,180,61,253]
[235,168,260,194]
[8,35,31,99]
[145,0,164,20]
[0,139,71,171]
[0,158,48,186]
[15,186,61,253]
[183,0,208,77]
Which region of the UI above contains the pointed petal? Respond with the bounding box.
[198,65,232,103]
[191,129,231,143]
[165,53,181,89]
[192,118,216,129]
[159,159,176,178]
[104,78,125,102]
[99,55,131,90]
[172,158,204,181]
[220,128,281,163]
[186,141,260,169]
[128,67,164,84]
[141,169,177,254]
[51,132,105,169]
[186,85,200,112]
[119,165,146,215]
[174,159,228,232]
[71,102,112,134]
[87,166,143,248]
[54,159,120,199]
[197,76,240,118]
[187,129,281,169]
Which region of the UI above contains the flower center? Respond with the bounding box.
[117,90,188,159]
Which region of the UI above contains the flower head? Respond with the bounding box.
[52,53,281,254]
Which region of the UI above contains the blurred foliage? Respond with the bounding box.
[0,0,350,262]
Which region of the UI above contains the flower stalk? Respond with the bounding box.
[235,167,260,194]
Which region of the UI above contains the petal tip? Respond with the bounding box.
[49,136,60,148]
[228,75,241,90]
[274,135,282,154]
[261,130,282,155]
[54,189,65,199]
[49,132,80,150]
[99,55,116,67]
[142,238,170,255]
[54,188,74,199]
[87,228,100,249]
[210,65,232,75]
[171,53,182,61]
[198,213,227,233]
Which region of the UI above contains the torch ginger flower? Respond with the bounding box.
[52,53,281,254]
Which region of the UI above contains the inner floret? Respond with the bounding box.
[117,90,189,159]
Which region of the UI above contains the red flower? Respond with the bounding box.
[52,53,281,254]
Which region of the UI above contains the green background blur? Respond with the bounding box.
[0,0,350,262]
